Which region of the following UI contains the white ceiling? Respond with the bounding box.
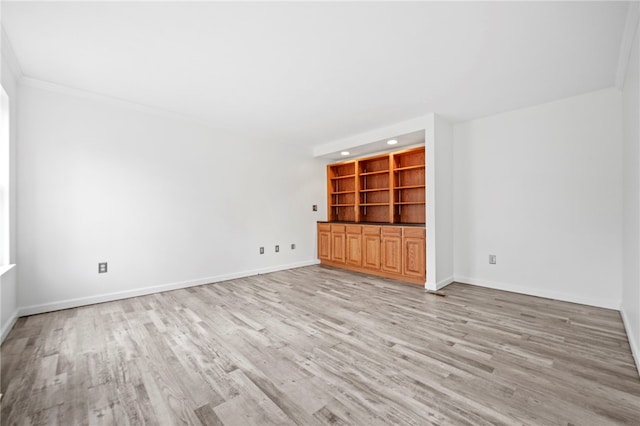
[1,1,629,146]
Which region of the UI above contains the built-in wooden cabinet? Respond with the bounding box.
[327,146,425,224]
[380,227,403,275]
[327,162,357,222]
[362,226,381,270]
[358,154,392,223]
[318,223,331,261]
[318,223,425,285]
[402,227,426,279]
[346,225,362,267]
[392,148,426,224]
[322,146,426,285]
[331,224,346,263]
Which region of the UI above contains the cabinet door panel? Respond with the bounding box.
[403,236,425,279]
[346,232,362,266]
[381,235,402,274]
[362,234,380,270]
[331,232,346,263]
[318,230,331,261]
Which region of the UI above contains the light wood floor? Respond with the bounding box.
[2,265,640,425]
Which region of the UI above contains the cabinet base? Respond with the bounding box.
[319,260,425,286]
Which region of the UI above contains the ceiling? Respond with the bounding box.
[1,1,629,147]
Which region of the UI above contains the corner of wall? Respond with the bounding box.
[0,309,17,343]
[1,26,24,84]
[621,305,640,377]
[615,1,640,89]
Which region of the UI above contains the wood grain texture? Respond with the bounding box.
[2,265,639,425]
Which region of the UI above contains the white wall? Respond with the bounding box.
[16,82,325,314]
[621,21,640,373]
[434,114,453,288]
[454,88,623,309]
[1,30,20,341]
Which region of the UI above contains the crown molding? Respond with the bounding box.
[1,26,23,83]
[615,1,640,90]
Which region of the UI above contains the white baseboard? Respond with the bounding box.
[454,276,621,310]
[620,306,640,378]
[1,310,18,344]
[18,260,320,317]
[436,276,454,290]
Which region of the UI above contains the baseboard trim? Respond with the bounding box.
[18,260,320,317]
[454,276,621,310]
[436,276,454,290]
[620,306,640,378]
[1,310,18,344]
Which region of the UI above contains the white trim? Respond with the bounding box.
[0,263,15,278]
[620,306,640,378]
[425,114,437,290]
[0,27,23,82]
[616,2,640,89]
[436,276,454,290]
[424,275,454,291]
[18,260,320,317]
[18,77,222,131]
[0,309,17,344]
[454,276,621,310]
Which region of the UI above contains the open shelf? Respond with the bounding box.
[327,146,425,224]
[394,165,425,172]
[395,184,425,190]
[331,174,356,180]
[360,188,390,193]
[360,170,390,176]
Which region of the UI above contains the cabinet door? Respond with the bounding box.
[318,230,331,261]
[362,226,381,270]
[318,223,331,261]
[346,226,362,266]
[381,228,402,274]
[403,236,425,279]
[331,225,346,263]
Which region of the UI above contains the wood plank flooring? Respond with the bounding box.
[1,265,639,425]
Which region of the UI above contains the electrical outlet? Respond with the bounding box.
[312,205,318,211]
[259,247,264,254]
[98,262,108,273]
[291,243,295,250]
[489,255,496,264]
[275,245,280,253]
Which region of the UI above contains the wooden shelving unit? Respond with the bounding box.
[392,147,425,224]
[322,147,426,284]
[327,162,357,222]
[358,154,391,223]
[326,146,425,224]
